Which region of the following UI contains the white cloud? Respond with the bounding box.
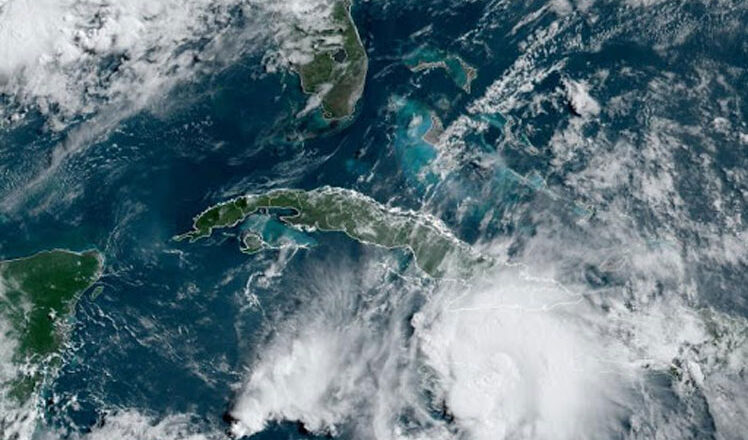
[562,78,601,117]
[412,270,626,440]
[79,411,215,440]
[0,0,342,131]
[227,235,747,439]
[0,0,239,127]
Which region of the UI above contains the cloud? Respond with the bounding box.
[0,0,342,210]
[0,0,343,130]
[562,78,601,117]
[228,216,747,438]
[412,269,628,440]
[79,411,216,440]
[224,242,668,439]
[0,0,239,129]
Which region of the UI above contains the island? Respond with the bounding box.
[175,187,490,277]
[294,0,368,119]
[0,249,103,403]
[423,113,444,145]
[404,46,477,93]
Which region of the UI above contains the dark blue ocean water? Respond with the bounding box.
[0,0,745,438]
[0,2,498,438]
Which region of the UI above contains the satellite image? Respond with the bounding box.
[0,0,746,439]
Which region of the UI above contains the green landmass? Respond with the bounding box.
[0,249,102,402]
[240,233,265,254]
[404,46,477,93]
[176,187,489,277]
[295,0,368,119]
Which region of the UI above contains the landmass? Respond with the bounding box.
[294,0,368,119]
[422,113,444,145]
[0,249,103,402]
[404,46,477,93]
[175,187,489,277]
